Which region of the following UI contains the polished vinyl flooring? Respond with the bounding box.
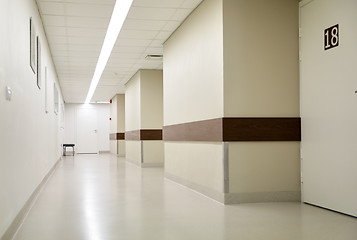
[13,154,357,240]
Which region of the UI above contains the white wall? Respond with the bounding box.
[65,104,110,152]
[0,0,63,237]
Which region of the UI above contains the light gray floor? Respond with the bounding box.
[13,153,357,240]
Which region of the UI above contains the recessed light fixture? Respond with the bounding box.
[85,0,133,104]
[145,54,163,59]
[96,101,110,104]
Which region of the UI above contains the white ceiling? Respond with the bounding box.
[36,0,203,103]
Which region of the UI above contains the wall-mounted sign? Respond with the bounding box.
[324,24,339,50]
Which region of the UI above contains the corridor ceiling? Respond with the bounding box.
[36,0,203,103]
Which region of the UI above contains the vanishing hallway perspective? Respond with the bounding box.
[12,154,357,240]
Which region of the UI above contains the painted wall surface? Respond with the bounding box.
[110,96,118,132]
[64,104,110,152]
[125,72,140,131]
[223,0,301,201]
[165,142,224,193]
[163,0,224,126]
[140,70,163,129]
[117,94,125,132]
[125,70,163,165]
[109,94,125,155]
[0,0,63,236]
[163,0,300,204]
[126,141,141,164]
[163,0,224,201]
[223,0,300,117]
[110,95,118,154]
[229,142,300,193]
[142,141,164,163]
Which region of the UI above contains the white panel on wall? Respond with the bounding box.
[300,0,357,217]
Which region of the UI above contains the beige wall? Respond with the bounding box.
[125,72,141,131]
[117,94,125,132]
[229,142,300,193]
[163,0,224,126]
[140,70,163,129]
[110,94,125,155]
[125,70,163,166]
[110,96,118,134]
[110,96,118,154]
[163,0,300,204]
[223,0,301,202]
[223,0,300,117]
[0,0,63,236]
[142,141,164,164]
[125,141,141,164]
[165,142,224,192]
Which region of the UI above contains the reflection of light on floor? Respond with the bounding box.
[84,180,101,240]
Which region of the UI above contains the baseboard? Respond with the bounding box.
[1,158,61,240]
[165,173,301,205]
[126,158,141,167]
[126,159,164,168]
[225,191,301,204]
[141,162,164,168]
[99,151,110,153]
[165,172,225,204]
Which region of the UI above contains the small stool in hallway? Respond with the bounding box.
[63,144,75,156]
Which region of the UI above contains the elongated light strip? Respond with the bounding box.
[85,0,133,104]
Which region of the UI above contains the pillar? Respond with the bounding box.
[110,94,125,156]
[125,69,164,167]
[163,0,300,204]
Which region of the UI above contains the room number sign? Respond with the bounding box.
[324,24,339,50]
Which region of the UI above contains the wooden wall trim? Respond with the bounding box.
[125,129,163,140]
[140,130,162,140]
[109,133,125,140]
[163,118,223,141]
[163,118,301,142]
[125,130,141,140]
[222,118,301,141]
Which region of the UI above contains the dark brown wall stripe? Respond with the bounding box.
[163,118,301,142]
[222,118,301,141]
[109,133,125,140]
[125,129,163,140]
[140,130,162,140]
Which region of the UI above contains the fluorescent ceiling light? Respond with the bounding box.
[85,0,133,104]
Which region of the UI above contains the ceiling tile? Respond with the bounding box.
[37,0,203,103]
[38,2,65,15]
[65,3,114,18]
[127,7,176,21]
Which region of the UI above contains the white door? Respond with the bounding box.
[300,0,357,216]
[76,108,98,154]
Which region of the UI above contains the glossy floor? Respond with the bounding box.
[13,154,357,240]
